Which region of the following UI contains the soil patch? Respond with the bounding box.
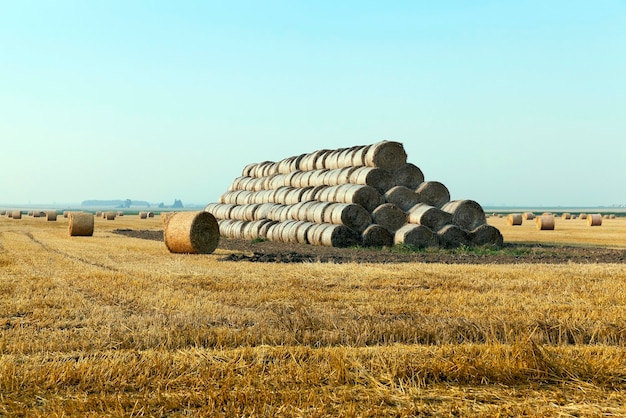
[112,228,626,264]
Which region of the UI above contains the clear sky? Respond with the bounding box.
[1,1,624,208]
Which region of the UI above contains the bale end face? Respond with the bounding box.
[164,211,220,254]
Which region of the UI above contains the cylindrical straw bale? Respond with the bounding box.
[317,186,339,203]
[255,203,280,220]
[277,156,296,174]
[32,211,41,218]
[147,212,154,218]
[336,147,358,168]
[522,212,535,220]
[293,221,316,244]
[0,210,5,216]
[361,224,394,247]
[587,214,602,226]
[394,224,439,249]
[349,166,394,194]
[117,211,124,216]
[324,149,344,170]
[104,211,116,220]
[536,215,555,230]
[351,145,370,167]
[284,188,307,205]
[306,169,329,187]
[470,224,504,248]
[437,224,471,249]
[63,211,70,218]
[441,200,486,231]
[241,163,256,177]
[161,212,175,228]
[311,202,334,224]
[313,149,332,170]
[506,214,523,226]
[371,203,407,233]
[364,140,407,170]
[138,211,148,219]
[579,213,587,220]
[46,211,58,221]
[68,212,94,236]
[415,181,450,208]
[12,211,22,219]
[325,203,372,232]
[7,211,13,218]
[333,184,385,212]
[561,213,571,220]
[407,203,453,231]
[391,163,424,189]
[164,211,220,254]
[307,223,361,248]
[384,185,421,212]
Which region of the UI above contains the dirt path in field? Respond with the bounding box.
[112,228,626,264]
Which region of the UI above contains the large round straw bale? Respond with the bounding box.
[351,145,370,167]
[313,149,332,170]
[12,211,22,219]
[522,212,535,220]
[506,213,523,226]
[470,224,504,248]
[441,200,486,231]
[32,211,41,218]
[336,147,358,168]
[587,213,602,226]
[164,211,220,254]
[324,149,345,170]
[371,203,407,232]
[46,211,58,221]
[333,184,385,212]
[394,224,439,249]
[384,185,421,212]
[349,166,394,194]
[361,224,394,247]
[293,221,317,244]
[407,203,453,231]
[68,212,94,236]
[437,224,471,249]
[364,140,407,170]
[161,212,175,228]
[307,223,361,248]
[325,203,372,232]
[536,214,555,230]
[104,211,116,220]
[392,163,424,189]
[139,211,148,219]
[415,181,450,208]
[241,162,257,177]
[310,202,334,223]
[277,156,296,174]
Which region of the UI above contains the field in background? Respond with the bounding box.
[1,214,625,416]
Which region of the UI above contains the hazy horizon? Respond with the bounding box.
[2,2,624,208]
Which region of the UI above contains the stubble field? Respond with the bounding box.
[1,213,625,416]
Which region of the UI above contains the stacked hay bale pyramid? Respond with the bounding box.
[205,141,503,248]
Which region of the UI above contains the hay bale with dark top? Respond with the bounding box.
[371,203,407,232]
[394,224,439,248]
[69,212,94,236]
[361,224,394,247]
[46,211,58,221]
[384,185,421,212]
[364,140,407,170]
[407,203,453,231]
[324,203,372,232]
[437,224,471,248]
[348,166,394,194]
[415,181,450,208]
[307,223,361,248]
[164,211,220,254]
[392,163,424,189]
[470,224,504,247]
[441,200,486,231]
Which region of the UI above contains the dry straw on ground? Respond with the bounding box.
[164,211,220,254]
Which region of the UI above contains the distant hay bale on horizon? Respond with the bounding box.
[12,210,22,220]
[46,211,58,221]
[69,212,94,236]
[164,211,220,254]
[507,214,523,226]
[522,212,535,220]
[536,214,555,231]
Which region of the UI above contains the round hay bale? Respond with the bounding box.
[139,211,148,219]
[561,213,571,220]
[506,214,523,226]
[440,200,486,231]
[361,224,394,247]
[307,223,361,248]
[407,203,453,231]
[371,203,407,233]
[522,212,535,220]
[384,185,421,212]
[536,215,555,231]
[324,149,345,170]
[12,210,22,220]
[309,202,334,223]
[293,220,316,244]
[46,211,58,221]
[317,185,340,202]
[392,163,424,189]
[325,203,372,232]
[7,211,13,218]
[587,214,602,226]
[68,212,94,236]
[241,162,257,177]
[336,147,358,168]
[32,211,41,218]
[255,203,280,220]
[333,184,385,212]
[349,166,394,194]
[364,140,407,170]
[437,224,471,249]
[164,211,220,254]
[117,211,124,217]
[63,211,70,218]
[161,212,175,228]
[394,224,439,249]
[351,145,370,167]
[0,210,5,216]
[104,211,116,220]
[415,181,450,208]
[470,224,504,248]
[579,213,587,220]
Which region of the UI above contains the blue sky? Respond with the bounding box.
[1,1,624,207]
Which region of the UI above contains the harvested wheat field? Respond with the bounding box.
[1,213,626,416]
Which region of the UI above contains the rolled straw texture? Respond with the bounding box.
[332,184,384,212]
[371,203,407,233]
[164,211,220,254]
[384,185,421,212]
[391,163,424,189]
[324,203,372,232]
[364,140,407,170]
[522,212,535,220]
[104,212,116,220]
[394,224,439,248]
[415,181,450,208]
[437,224,471,249]
[407,203,453,231]
[307,223,361,248]
[68,212,94,236]
[536,215,555,231]
[507,214,523,226]
[587,214,602,226]
[440,200,486,231]
[470,224,504,248]
[361,224,394,247]
[348,167,394,194]
[12,211,22,219]
[46,211,58,221]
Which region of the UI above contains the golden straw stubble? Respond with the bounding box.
[164,211,220,254]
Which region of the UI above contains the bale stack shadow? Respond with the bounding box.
[206,141,503,248]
